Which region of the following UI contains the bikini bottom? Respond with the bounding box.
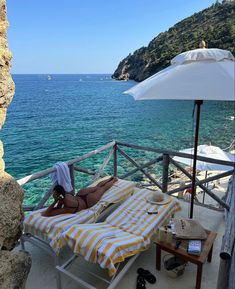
[78,194,89,208]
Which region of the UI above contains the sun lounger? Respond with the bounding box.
[22,178,135,255]
[57,188,181,289]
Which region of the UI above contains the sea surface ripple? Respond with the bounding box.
[1,74,234,205]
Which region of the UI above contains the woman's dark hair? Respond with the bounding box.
[53,185,66,197]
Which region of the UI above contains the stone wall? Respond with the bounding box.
[0,1,31,288]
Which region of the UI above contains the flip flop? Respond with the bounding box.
[136,275,146,289]
[137,268,156,284]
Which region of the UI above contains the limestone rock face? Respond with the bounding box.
[0,141,4,173]
[0,0,15,129]
[0,172,24,250]
[0,1,32,288]
[0,250,32,289]
[0,108,7,129]
[0,0,15,174]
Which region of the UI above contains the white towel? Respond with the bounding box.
[50,162,73,192]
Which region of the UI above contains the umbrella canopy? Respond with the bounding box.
[124,47,235,218]
[125,48,234,101]
[173,145,235,171]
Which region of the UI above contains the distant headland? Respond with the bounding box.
[112,1,235,82]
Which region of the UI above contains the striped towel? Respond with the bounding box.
[24,178,135,253]
[62,188,181,275]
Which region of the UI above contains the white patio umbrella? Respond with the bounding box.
[124,46,235,218]
[173,145,235,172]
[173,144,235,205]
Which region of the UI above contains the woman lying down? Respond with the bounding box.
[42,176,117,217]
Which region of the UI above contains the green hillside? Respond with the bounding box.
[112,1,235,81]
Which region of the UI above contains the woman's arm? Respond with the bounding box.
[41,199,58,217]
[41,197,76,217]
[42,206,76,217]
[55,198,64,209]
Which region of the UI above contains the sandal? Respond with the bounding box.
[136,275,146,289]
[137,268,156,284]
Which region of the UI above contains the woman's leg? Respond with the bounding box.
[86,178,117,207]
[76,186,98,196]
[77,176,117,196]
[96,176,114,187]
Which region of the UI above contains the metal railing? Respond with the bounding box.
[18,140,234,212]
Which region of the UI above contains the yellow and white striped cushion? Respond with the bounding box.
[62,189,181,275]
[63,223,145,276]
[106,188,180,239]
[23,178,135,253]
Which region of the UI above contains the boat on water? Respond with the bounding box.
[226,116,235,121]
[47,75,52,80]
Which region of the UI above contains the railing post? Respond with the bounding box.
[69,164,75,193]
[113,143,118,177]
[34,185,55,210]
[162,154,170,193]
[93,148,115,181]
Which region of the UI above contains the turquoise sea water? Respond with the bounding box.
[1,74,234,205]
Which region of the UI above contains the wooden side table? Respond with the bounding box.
[155,230,217,289]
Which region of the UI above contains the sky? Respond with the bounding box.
[7,0,216,74]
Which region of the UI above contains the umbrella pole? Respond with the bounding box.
[190,99,203,218]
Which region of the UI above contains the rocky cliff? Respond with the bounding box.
[0,1,31,288]
[112,2,235,81]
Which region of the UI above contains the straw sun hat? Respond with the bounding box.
[146,191,171,205]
